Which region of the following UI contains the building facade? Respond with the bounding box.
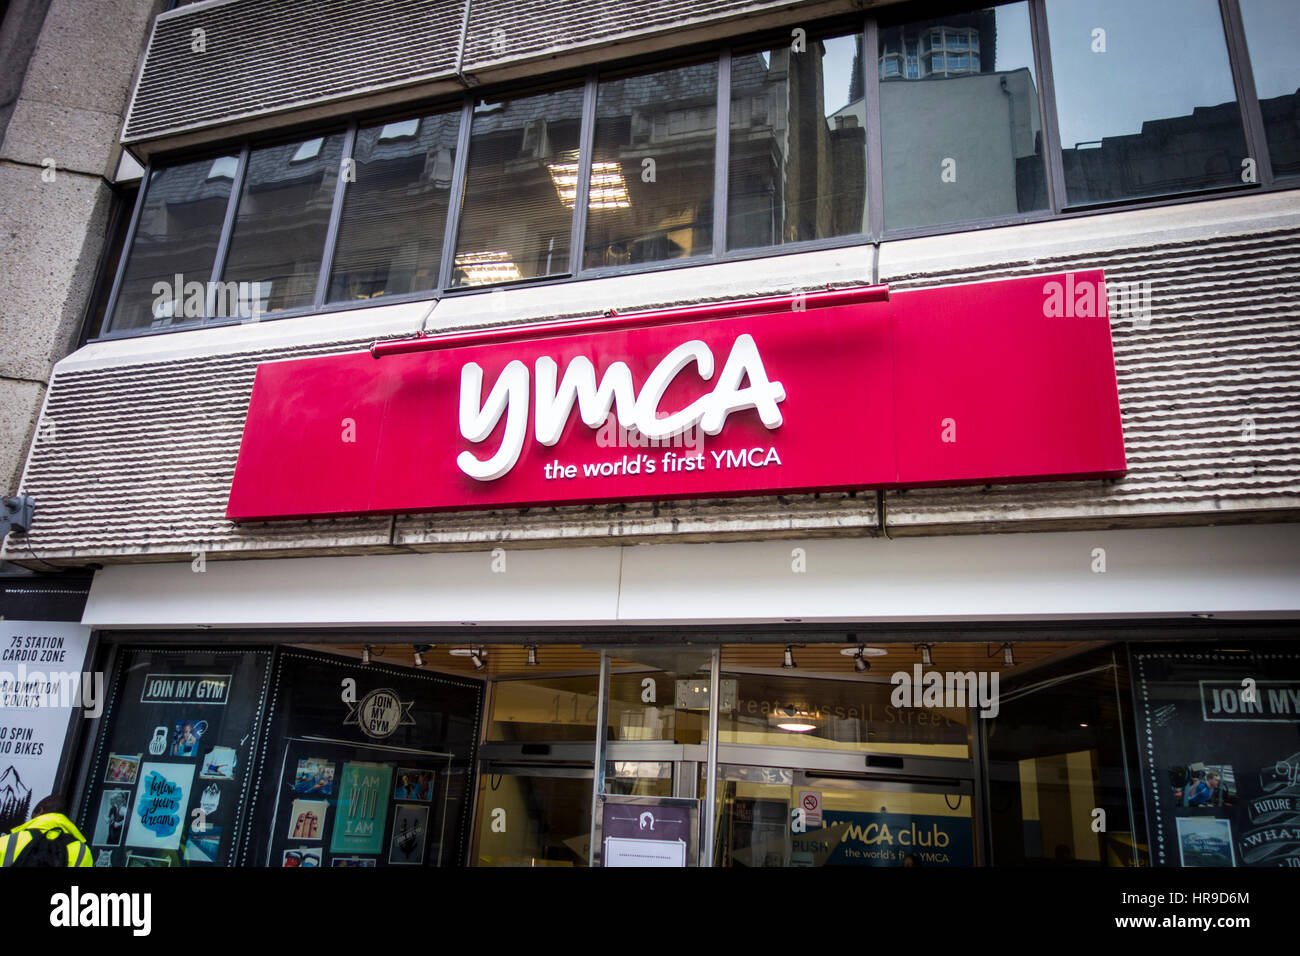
[2,0,1299,868]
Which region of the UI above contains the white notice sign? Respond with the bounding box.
[0,621,93,830]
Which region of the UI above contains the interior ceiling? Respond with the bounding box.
[301,640,1106,681]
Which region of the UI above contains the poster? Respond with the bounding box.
[125,761,195,850]
[601,796,697,867]
[393,767,434,801]
[1132,646,1300,867]
[105,753,141,784]
[288,799,328,840]
[199,746,237,780]
[183,824,222,864]
[282,847,321,867]
[330,762,391,855]
[93,789,131,846]
[292,757,335,794]
[0,622,92,831]
[389,804,428,865]
[816,810,974,867]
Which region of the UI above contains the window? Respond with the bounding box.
[99,2,1293,341]
[728,32,867,251]
[451,86,584,286]
[328,108,460,302]
[220,133,345,314]
[880,3,1048,231]
[1046,0,1249,204]
[106,156,237,332]
[1239,0,1300,178]
[583,59,718,270]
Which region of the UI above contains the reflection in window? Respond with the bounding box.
[728,33,867,251]
[451,87,584,286]
[1239,0,1300,178]
[879,3,1048,231]
[472,770,591,866]
[328,109,460,302]
[719,672,971,757]
[583,60,718,269]
[986,648,1147,866]
[486,675,599,742]
[107,157,236,332]
[1046,0,1248,204]
[221,133,345,313]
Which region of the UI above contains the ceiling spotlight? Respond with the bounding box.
[448,646,486,670]
[1002,643,1015,667]
[782,645,796,669]
[854,648,870,673]
[413,644,431,668]
[917,644,934,667]
[526,645,538,666]
[361,645,373,666]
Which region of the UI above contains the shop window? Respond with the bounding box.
[105,157,236,332]
[450,86,584,287]
[605,648,713,743]
[718,671,972,757]
[582,59,718,269]
[728,32,868,251]
[1045,0,1249,204]
[244,649,482,868]
[328,108,461,302]
[879,2,1048,231]
[1130,643,1300,868]
[472,766,593,866]
[985,647,1147,866]
[487,673,600,742]
[76,647,273,867]
[705,765,974,867]
[220,132,346,314]
[1239,0,1300,178]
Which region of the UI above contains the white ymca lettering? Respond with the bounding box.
[457,334,785,481]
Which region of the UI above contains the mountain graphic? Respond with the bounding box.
[0,765,33,831]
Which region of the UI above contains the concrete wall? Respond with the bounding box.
[0,0,161,493]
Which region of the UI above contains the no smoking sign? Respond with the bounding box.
[798,790,822,827]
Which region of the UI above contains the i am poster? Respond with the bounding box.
[330,762,391,855]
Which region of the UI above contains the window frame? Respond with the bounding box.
[95,0,1292,342]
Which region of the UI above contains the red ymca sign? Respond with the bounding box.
[226,270,1125,521]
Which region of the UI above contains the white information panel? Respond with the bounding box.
[0,621,93,829]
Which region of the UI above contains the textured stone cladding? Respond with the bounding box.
[122,0,853,142]
[879,229,1300,535]
[7,209,1300,566]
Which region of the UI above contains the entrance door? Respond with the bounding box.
[706,761,976,867]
